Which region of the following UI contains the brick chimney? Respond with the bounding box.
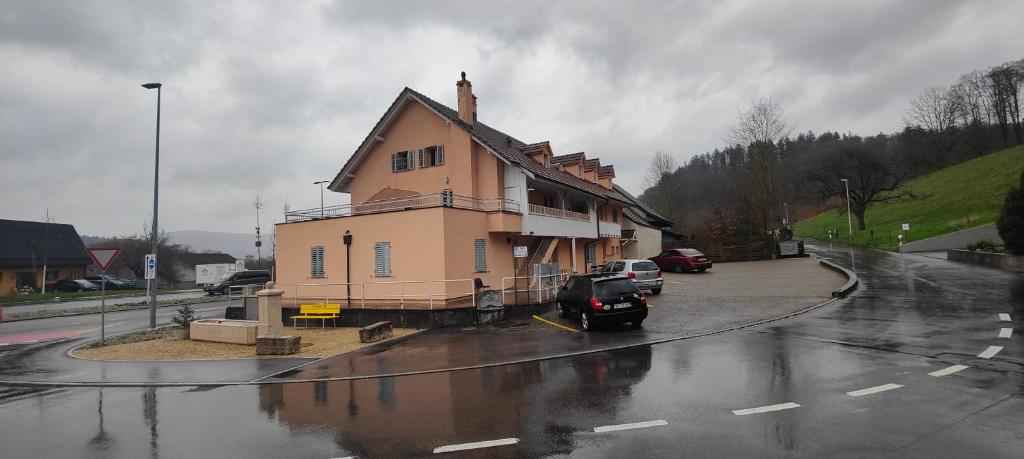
[457,71,476,125]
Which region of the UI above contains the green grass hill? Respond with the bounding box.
[794,144,1024,251]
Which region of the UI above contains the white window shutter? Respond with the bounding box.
[383,242,392,276]
[437,145,444,165]
[418,149,424,168]
[407,149,415,169]
[374,243,383,276]
[390,153,397,173]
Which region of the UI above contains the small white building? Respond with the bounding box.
[614,184,677,260]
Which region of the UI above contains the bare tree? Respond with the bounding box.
[904,86,959,168]
[808,136,914,231]
[727,98,790,231]
[989,61,1023,147]
[727,97,791,146]
[253,193,264,270]
[643,151,677,220]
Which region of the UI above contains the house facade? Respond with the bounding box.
[0,219,92,294]
[614,184,677,260]
[275,74,633,315]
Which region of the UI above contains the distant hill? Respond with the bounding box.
[794,144,1024,251]
[167,230,258,259]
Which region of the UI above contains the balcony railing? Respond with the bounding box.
[527,203,590,221]
[285,192,520,222]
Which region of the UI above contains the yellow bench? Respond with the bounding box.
[292,303,341,329]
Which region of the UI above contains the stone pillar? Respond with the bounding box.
[256,281,284,337]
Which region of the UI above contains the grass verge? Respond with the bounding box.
[794,144,1024,251]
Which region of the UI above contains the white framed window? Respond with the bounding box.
[310,246,325,278]
[474,239,487,272]
[418,145,444,168]
[374,242,392,277]
[391,150,414,172]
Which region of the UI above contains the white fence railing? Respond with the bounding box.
[527,203,590,221]
[285,193,520,222]
[500,272,570,305]
[283,278,477,310]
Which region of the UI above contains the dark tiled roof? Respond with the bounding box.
[517,142,550,155]
[550,152,585,165]
[613,184,673,227]
[584,159,601,170]
[405,88,631,204]
[179,252,237,266]
[0,219,91,267]
[598,165,615,178]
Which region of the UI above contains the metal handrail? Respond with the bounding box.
[285,278,477,310]
[285,193,520,222]
[500,272,570,304]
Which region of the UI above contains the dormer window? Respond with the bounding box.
[391,150,414,172]
[418,145,445,168]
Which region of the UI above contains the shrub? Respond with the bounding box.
[966,239,999,252]
[997,170,1024,255]
[171,303,198,329]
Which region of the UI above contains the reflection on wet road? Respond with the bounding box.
[0,242,1022,457]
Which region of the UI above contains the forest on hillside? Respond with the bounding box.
[640,58,1024,241]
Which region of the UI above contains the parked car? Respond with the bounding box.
[85,275,133,290]
[555,273,648,332]
[599,259,664,295]
[53,279,100,292]
[204,270,272,295]
[650,248,712,273]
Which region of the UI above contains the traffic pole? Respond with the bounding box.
[100,277,106,343]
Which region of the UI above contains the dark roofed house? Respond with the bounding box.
[613,185,683,259]
[0,219,92,294]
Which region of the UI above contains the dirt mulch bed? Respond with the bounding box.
[71,326,420,361]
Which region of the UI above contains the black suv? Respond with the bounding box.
[204,270,271,295]
[555,274,648,332]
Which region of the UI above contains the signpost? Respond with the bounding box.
[86,248,122,343]
[513,246,528,258]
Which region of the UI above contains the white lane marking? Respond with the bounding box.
[593,420,668,433]
[846,383,904,397]
[999,313,1011,321]
[998,328,1013,338]
[978,346,1003,359]
[731,402,801,416]
[929,365,969,377]
[433,438,518,453]
[329,457,355,459]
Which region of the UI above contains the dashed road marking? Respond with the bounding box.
[593,420,668,432]
[732,402,801,415]
[978,345,1003,359]
[998,328,1013,338]
[531,315,579,333]
[999,313,1011,321]
[929,365,969,377]
[433,438,518,453]
[846,383,904,397]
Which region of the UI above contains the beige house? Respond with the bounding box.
[275,74,634,322]
[614,184,676,260]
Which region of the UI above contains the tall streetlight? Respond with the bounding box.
[783,202,790,226]
[840,178,852,237]
[314,180,328,219]
[141,82,162,329]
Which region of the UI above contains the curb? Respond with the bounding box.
[0,295,843,388]
[816,258,859,297]
[1,289,205,307]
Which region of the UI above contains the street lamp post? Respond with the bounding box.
[141,82,162,329]
[783,203,790,226]
[314,180,328,219]
[840,178,852,237]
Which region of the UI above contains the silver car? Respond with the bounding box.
[599,259,664,294]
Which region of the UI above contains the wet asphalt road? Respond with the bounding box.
[0,242,1022,457]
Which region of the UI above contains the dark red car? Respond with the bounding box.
[650,248,712,273]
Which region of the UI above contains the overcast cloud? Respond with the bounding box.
[2,0,1022,237]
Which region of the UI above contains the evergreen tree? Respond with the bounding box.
[997,170,1024,255]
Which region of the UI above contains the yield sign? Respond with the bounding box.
[86,247,122,273]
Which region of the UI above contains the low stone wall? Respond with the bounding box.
[281,301,551,328]
[948,249,1024,272]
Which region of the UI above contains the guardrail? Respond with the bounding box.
[500,272,570,305]
[527,203,590,221]
[285,193,520,222]
[282,278,477,310]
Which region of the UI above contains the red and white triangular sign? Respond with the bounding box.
[86,247,122,273]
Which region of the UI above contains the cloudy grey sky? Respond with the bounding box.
[2,0,1022,237]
